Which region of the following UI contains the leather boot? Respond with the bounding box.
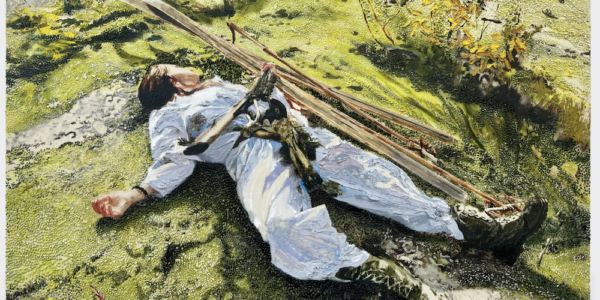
[335,256,423,300]
[453,198,548,264]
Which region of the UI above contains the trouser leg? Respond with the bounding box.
[225,137,369,280]
[307,127,464,239]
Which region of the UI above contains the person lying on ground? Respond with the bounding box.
[92,64,548,299]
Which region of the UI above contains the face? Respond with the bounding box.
[162,64,200,93]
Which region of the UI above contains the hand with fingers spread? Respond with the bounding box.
[91,185,156,218]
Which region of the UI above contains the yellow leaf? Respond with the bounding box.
[480,58,489,72]
[507,50,515,61]
[515,46,523,56]
[504,58,512,70]
[500,50,507,58]
[514,25,524,34]
[470,44,478,53]
[509,40,515,51]
[492,33,503,39]
[490,43,501,52]
[411,24,418,37]
[477,45,488,52]
[403,19,413,28]
[462,39,473,46]
[423,0,435,5]
[408,7,423,16]
[450,39,460,49]
[515,37,527,50]
[471,67,479,76]
[468,57,478,64]
[422,24,433,34]
[463,29,473,40]
[487,63,495,68]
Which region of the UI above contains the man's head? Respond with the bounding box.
[138,64,201,110]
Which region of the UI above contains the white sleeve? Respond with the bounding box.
[142,109,197,198]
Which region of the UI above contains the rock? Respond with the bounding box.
[7,81,134,153]
[397,256,412,265]
[531,30,584,56]
[402,240,416,254]
[382,239,399,251]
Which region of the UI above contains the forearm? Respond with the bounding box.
[130,183,158,203]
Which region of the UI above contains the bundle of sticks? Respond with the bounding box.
[119,0,510,209]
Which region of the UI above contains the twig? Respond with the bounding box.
[479,21,491,41]
[537,238,552,268]
[90,285,104,300]
[481,18,502,24]
[383,8,403,31]
[358,0,389,51]
[365,0,396,45]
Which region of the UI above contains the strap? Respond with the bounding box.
[132,185,149,198]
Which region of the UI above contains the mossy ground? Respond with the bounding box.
[6,0,590,299]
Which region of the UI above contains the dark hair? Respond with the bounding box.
[138,65,178,110]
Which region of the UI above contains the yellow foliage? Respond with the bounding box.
[463,28,473,39]
[408,7,423,16]
[515,37,527,50]
[490,43,501,52]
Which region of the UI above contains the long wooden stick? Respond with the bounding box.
[122,0,468,201]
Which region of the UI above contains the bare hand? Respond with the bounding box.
[91,190,143,218]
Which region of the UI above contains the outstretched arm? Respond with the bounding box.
[92,107,197,219]
[91,184,158,218]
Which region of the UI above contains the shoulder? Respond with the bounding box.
[149,104,185,136]
[182,79,248,107]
